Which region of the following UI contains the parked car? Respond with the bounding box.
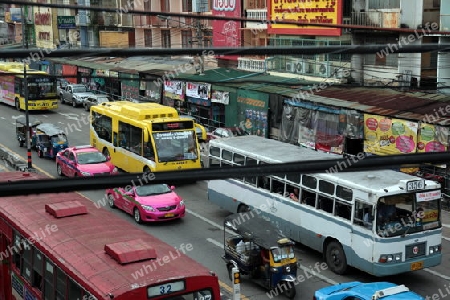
[105,184,185,224]
[84,94,112,111]
[313,282,424,300]
[56,145,118,177]
[57,79,69,96]
[60,84,95,107]
[207,127,249,141]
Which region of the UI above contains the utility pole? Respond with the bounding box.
[195,13,204,75]
[21,6,28,49]
[23,61,32,170]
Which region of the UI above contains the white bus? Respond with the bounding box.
[207,136,442,276]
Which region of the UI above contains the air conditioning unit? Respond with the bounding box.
[293,61,309,74]
[286,62,294,72]
[316,62,330,77]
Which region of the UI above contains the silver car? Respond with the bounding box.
[84,94,113,111]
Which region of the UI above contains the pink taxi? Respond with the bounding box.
[56,145,118,177]
[105,184,185,223]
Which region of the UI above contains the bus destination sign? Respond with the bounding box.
[152,121,194,131]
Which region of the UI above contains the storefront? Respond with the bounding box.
[106,70,121,100]
[163,80,186,113]
[139,73,162,103]
[77,66,91,85]
[120,72,139,101]
[211,85,239,128]
[236,89,269,138]
[62,64,77,84]
[185,82,213,129]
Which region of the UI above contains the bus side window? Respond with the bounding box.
[353,201,373,229]
[335,201,351,221]
[302,190,316,207]
[32,248,43,291]
[271,177,285,195]
[12,231,22,270]
[258,176,270,190]
[44,259,55,300]
[319,196,334,214]
[113,132,118,147]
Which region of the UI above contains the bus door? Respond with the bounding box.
[0,234,11,300]
[112,130,130,171]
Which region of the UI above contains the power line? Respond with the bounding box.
[1,151,449,196]
[2,44,450,58]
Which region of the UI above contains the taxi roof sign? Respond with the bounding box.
[372,284,409,299]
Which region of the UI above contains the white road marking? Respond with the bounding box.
[442,236,450,242]
[207,238,224,249]
[423,268,450,280]
[442,224,450,228]
[57,112,81,121]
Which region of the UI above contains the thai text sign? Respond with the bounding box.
[57,16,76,29]
[268,0,342,36]
[364,114,418,155]
[212,0,241,60]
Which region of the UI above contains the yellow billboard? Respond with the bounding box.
[417,123,449,153]
[268,0,342,36]
[364,114,418,155]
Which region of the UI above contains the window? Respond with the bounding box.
[354,201,373,230]
[119,122,143,154]
[318,196,334,214]
[32,249,44,290]
[319,181,335,196]
[233,153,245,165]
[144,0,151,10]
[302,189,316,207]
[92,112,112,142]
[15,78,22,94]
[56,267,66,300]
[182,0,192,12]
[182,30,193,48]
[144,29,152,47]
[68,279,83,300]
[44,259,55,300]
[286,173,300,184]
[222,150,232,162]
[271,177,285,195]
[21,240,32,283]
[161,30,171,48]
[12,231,23,269]
[336,186,352,201]
[302,175,317,189]
[244,157,258,186]
[258,176,270,190]
[434,0,441,7]
[335,201,352,220]
[161,0,170,11]
[209,146,220,157]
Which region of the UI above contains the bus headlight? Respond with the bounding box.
[141,205,155,212]
[429,245,441,254]
[379,252,402,263]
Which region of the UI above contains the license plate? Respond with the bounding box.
[165,213,174,217]
[411,261,423,271]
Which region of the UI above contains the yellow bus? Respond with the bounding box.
[90,101,202,172]
[0,62,58,110]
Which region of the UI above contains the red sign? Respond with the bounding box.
[212,0,241,60]
[35,12,51,25]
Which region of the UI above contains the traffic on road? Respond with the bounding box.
[1,102,450,300]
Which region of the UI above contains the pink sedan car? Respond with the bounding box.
[106,184,185,223]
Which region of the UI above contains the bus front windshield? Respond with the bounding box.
[28,81,57,100]
[271,246,295,263]
[153,131,198,162]
[376,192,441,237]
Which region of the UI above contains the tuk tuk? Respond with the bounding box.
[32,123,69,159]
[16,116,42,147]
[222,213,297,299]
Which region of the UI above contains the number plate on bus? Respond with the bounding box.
[165,213,174,217]
[406,180,425,191]
[411,261,423,271]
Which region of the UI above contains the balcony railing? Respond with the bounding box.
[245,8,268,29]
[237,57,273,72]
[351,11,400,28]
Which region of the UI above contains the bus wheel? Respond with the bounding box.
[133,208,142,224]
[237,204,249,213]
[15,99,20,111]
[102,148,110,157]
[325,241,348,275]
